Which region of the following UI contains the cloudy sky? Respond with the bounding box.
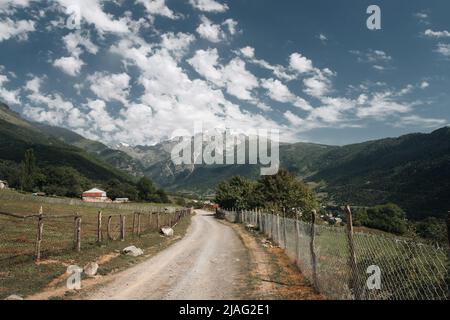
[0,0,449,146]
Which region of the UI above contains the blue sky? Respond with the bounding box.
[0,0,449,146]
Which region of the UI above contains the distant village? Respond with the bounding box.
[0,179,128,203]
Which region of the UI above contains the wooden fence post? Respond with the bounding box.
[120,215,125,241]
[97,211,102,243]
[345,205,361,300]
[35,206,44,262]
[310,210,319,293]
[74,216,81,252]
[137,213,141,236]
[132,212,136,236]
[107,215,113,240]
[156,212,160,230]
[276,212,281,245]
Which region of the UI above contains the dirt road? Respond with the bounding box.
[87,210,249,300]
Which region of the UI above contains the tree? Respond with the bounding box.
[137,177,157,201]
[156,189,170,203]
[19,149,37,191]
[43,166,89,197]
[215,176,257,210]
[255,168,318,216]
[105,179,138,201]
[414,217,447,243]
[365,203,408,234]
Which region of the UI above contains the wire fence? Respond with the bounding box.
[0,206,193,265]
[217,208,449,300]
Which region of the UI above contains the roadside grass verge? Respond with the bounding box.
[0,191,189,299]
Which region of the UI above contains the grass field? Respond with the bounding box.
[0,190,191,299]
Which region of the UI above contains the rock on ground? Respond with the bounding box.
[160,227,174,237]
[5,294,23,300]
[84,262,99,277]
[122,246,144,257]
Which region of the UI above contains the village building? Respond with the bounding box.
[113,198,130,203]
[82,188,110,203]
[0,180,8,190]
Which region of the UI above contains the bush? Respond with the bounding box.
[365,203,408,234]
[414,217,447,243]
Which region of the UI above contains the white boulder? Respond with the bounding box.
[83,262,99,277]
[122,246,144,257]
[4,294,23,300]
[160,227,174,237]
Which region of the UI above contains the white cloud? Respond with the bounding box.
[239,46,296,81]
[303,69,334,98]
[0,18,35,42]
[86,99,116,132]
[23,76,86,127]
[106,34,286,145]
[356,91,413,118]
[0,0,34,13]
[420,81,430,89]
[240,46,255,58]
[318,33,328,43]
[261,78,312,111]
[0,72,20,105]
[196,15,225,42]
[87,72,131,104]
[160,32,195,60]
[189,0,229,13]
[55,0,129,34]
[397,115,446,128]
[350,49,392,71]
[424,29,450,38]
[435,43,450,57]
[137,0,178,20]
[53,32,98,76]
[53,56,84,76]
[414,12,429,24]
[188,48,259,101]
[223,18,238,35]
[62,32,99,55]
[289,53,314,74]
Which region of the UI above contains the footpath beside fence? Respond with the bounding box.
[217,207,449,300]
[0,206,193,263]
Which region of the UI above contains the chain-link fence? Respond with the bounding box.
[218,208,449,300]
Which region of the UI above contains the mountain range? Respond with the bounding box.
[1,101,449,220]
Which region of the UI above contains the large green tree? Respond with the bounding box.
[256,168,318,215]
[105,179,139,201]
[215,176,257,210]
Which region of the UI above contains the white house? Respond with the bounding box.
[82,188,110,203]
